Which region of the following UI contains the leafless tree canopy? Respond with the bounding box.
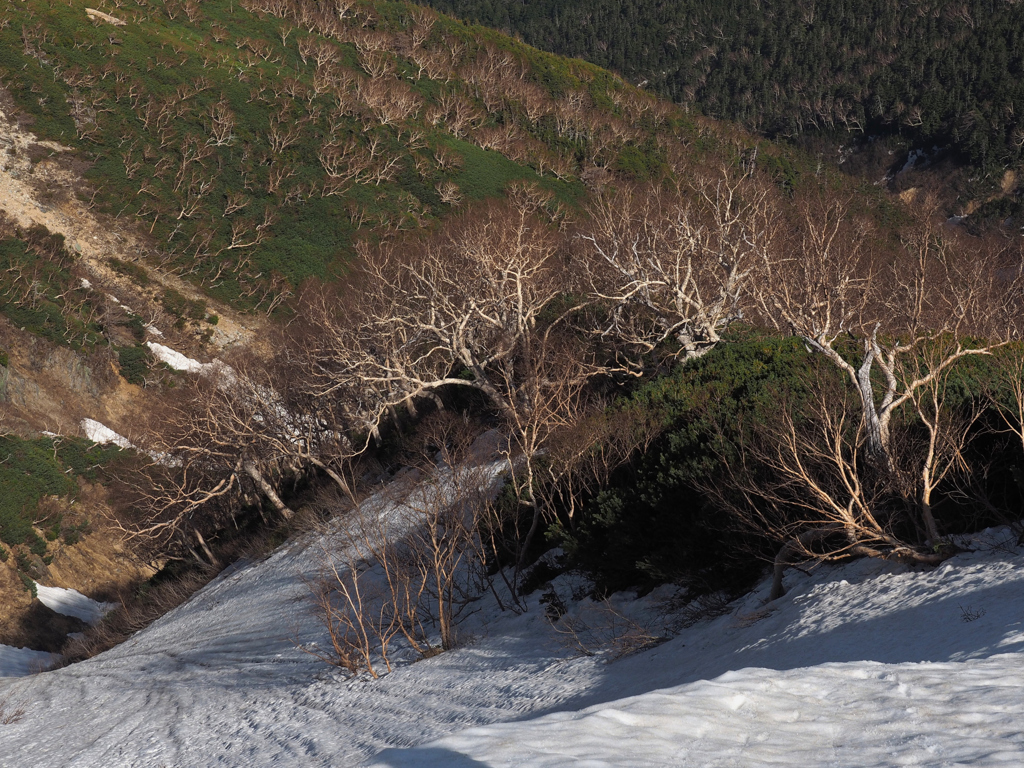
[754,195,1019,467]
[307,415,498,675]
[732,194,1024,597]
[115,344,363,560]
[576,169,777,370]
[296,190,575,433]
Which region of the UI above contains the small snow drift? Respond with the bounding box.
[145,342,216,374]
[34,585,115,626]
[80,418,132,449]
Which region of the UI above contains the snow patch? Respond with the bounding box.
[80,418,132,449]
[145,341,208,373]
[35,584,116,626]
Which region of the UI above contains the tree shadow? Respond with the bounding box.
[4,601,87,653]
[367,746,493,767]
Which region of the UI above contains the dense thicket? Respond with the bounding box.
[557,334,1024,597]
[554,332,814,595]
[120,159,1024,606]
[424,0,1024,180]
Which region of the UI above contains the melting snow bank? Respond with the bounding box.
[34,585,116,626]
[0,518,1021,767]
[0,646,54,678]
[145,341,235,386]
[80,418,132,449]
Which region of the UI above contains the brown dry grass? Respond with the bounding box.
[0,694,26,725]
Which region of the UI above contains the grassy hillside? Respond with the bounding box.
[0,0,725,311]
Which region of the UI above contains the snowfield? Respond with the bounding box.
[0,493,1021,767]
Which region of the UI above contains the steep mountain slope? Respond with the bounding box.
[0,94,257,651]
[0,465,1019,766]
[0,0,738,650]
[1,0,1020,701]
[0,0,697,306]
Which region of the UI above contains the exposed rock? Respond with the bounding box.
[25,554,50,582]
[84,8,126,26]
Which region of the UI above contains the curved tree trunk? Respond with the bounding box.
[243,460,295,520]
[770,527,840,600]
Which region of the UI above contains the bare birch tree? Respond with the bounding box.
[292,190,613,593]
[296,189,581,433]
[990,346,1024,463]
[116,348,359,559]
[754,197,1014,469]
[576,168,777,370]
[736,196,1024,595]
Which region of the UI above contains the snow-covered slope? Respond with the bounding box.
[0,499,1021,767]
[374,657,1024,767]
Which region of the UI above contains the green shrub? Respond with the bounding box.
[555,330,816,594]
[612,139,666,181]
[108,258,151,287]
[116,345,153,386]
[124,315,148,343]
[53,439,125,481]
[61,519,90,547]
[27,533,48,557]
[0,436,76,547]
[159,287,207,323]
[0,236,102,350]
[160,289,189,319]
[18,572,37,598]
[0,436,119,548]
